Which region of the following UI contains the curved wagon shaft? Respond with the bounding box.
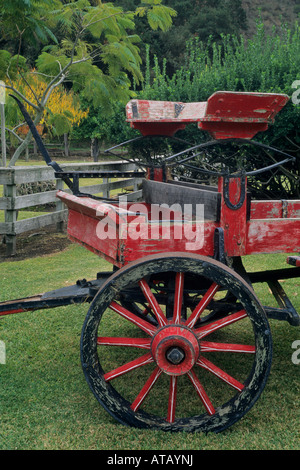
[1,91,299,433]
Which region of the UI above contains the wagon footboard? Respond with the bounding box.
[0,272,112,317]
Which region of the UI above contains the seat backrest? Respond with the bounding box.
[142,179,221,221]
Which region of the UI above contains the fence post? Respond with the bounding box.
[56,177,64,232]
[4,181,17,256]
[0,162,139,256]
[133,178,139,192]
[103,177,110,199]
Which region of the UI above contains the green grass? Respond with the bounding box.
[0,210,50,223]
[0,245,299,450]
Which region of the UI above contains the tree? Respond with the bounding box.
[5,70,89,158]
[115,0,247,74]
[1,0,176,165]
[0,0,60,57]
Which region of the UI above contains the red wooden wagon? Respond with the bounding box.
[1,92,299,433]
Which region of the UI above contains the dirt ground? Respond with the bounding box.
[0,225,71,262]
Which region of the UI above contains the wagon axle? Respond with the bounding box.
[165,346,185,365]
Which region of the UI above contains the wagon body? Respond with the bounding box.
[1,91,299,434]
[57,91,299,266]
[57,176,300,267]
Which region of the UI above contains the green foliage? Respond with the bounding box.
[0,50,28,81]
[30,0,177,111]
[0,0,176,165]
[135,0,176,31]
[0,0,61,55]
[141,21,300,102]
[0,50,12,80]
[48,113,72,136]
[72,101,136,144]
[79,20,300,199]
[116,0,247,73]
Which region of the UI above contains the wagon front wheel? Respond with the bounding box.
[80,254,272,433]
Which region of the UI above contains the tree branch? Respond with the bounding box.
[5,84,40,111]
[82,9,129,31]
[19,70,42,107]
[43,73,66,105]
[285,135,300,150]
[5,127,24,143]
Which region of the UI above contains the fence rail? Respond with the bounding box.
[0,161,142,256]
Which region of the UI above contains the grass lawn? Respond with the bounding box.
[0,242,299,451]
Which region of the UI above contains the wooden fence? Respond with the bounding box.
[0,161,142,256]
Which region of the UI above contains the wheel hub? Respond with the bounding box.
[151,325,200,376]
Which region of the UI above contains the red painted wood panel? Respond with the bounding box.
[199,91,289,139]
[67,209,121,265]
[126,92,289,139]
[119,221,217,264]
[58,184,300,265]
[218,177,248,256]
[246,218,300,254]
[251,200,300,219]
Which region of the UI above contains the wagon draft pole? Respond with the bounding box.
[1,91,299,433]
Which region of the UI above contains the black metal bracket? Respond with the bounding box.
[9,95,75,192]
[213,228,227,265]
[223,174,246,210]
[265,279,300,326]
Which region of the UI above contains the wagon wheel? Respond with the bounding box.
[80,254,272,433]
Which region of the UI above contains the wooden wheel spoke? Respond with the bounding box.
[173,272,184,324]
[139,279,167,327]
[197,357,244,392]
[81,254,273,432]
[131,367,162,412]
[195,309,248,339]
[187,369,215,415]
[104,352,153,382]
[97,337,151,349]
[167,376,178,423]
[110,301,157,336]
[185,282,220,329]
[201,341,256,354]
